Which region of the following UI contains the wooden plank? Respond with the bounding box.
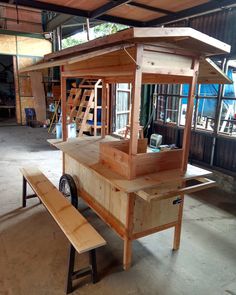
[142,73,192,84]
[198,58,232,84]
[143,49,193,70]
[132,27,231,55]
[20,167,106,254]
[132,195,179,234]
[61,74,67,141]
[50,137,213,193]
[136,177,215,202]
[20,44,135,73]
[134,149,183,177]
[44,29,135,60]
[65,154,129,228]
[101,81,107,138]
[44,27,230,63]
[29,71,46,122]
[142,67,194,77]
[100,142,131,179]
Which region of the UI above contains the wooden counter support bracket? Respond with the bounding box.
[20,167,106,294]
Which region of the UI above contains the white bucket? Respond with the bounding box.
[56,123,62,139]
[67,123,77,138]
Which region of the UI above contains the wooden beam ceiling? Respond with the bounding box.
[145,0,236,26]
[1,0,236,28]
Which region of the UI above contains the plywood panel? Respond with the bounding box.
[65,155,128,226]
[6,21,42,34]
[133,195,179,234]
[143,50,193,70]
[0,35,16,55]
[29,71,46,122]
[64,47,135,72]
[20,96,35,124]
[16,36,51,57]
[17,56,38,70]
[19,76,32,96]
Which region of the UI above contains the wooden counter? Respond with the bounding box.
[49,136,215,269]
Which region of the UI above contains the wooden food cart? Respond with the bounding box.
[21,27,231,270]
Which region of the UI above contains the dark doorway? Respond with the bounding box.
[0,55,16,125]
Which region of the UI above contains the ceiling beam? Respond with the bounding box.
[98,14,142,27]
[46,13,72,31]
[129,2,174,15]
[90,0,132,19]
[146,0,236,26]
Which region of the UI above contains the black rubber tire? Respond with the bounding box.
[59,174,78,208]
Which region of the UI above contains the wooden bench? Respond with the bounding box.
[20,167,106,294]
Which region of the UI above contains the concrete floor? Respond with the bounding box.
[0,125,236,295]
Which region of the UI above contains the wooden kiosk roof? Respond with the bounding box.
[20,27,232,180]
[20,27,232,84]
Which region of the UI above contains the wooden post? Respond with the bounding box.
[129,44,143,156]
[86,18,90,41]
[61,68,67,174]
[94,82,98,136]
[101,80,107,138]
[123,193,135,270]
[181,58,199,173]
[173,194,184,250]
[106,84,110,135]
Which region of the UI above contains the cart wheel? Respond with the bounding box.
[59,174,78,208]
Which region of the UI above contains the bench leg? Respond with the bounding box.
[66,245,76,294]
[22,176,40,207]
[66,245,98,294]
[89,249,98,284]
[22,176,27,208]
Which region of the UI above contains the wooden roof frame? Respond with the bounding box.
[20,27,231,175]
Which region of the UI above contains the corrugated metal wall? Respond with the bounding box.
[153,122,236,174]
[168,7,236,57]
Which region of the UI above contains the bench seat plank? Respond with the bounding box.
[20,167,106,254]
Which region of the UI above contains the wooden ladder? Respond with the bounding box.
[68,88,83,123]
[76,89,95,137]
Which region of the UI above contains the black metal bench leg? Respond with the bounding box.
[66,244,76,294]
[90,249,98,284]
[22,176,27,208]
[66,246,98,294]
